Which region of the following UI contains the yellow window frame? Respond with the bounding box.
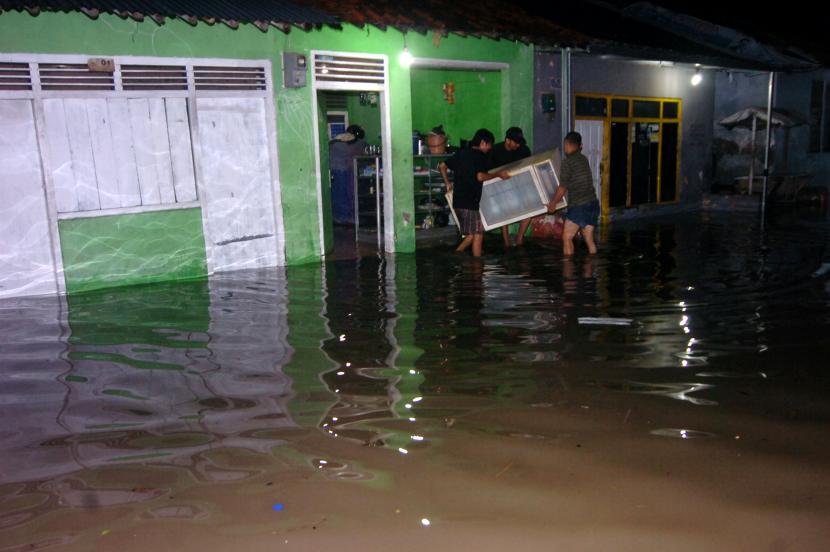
[573,93,683,217]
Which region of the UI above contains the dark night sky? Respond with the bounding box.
[634,1,825,63]
[514,1,827,66]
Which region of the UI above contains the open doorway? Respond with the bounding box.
[409,62,505,245]
[310,51,393,260]
[319,90,384,256]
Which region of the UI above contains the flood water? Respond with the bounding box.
[2,211,830,551]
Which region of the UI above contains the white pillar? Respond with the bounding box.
[762,71,775,214]
[749,114,757,195]
[561,48,572,144]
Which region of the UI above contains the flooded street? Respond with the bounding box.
[2,211,830,551]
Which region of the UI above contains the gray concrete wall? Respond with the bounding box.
[534,53,715,208]
[775,69,830,190]
[533,52,564,153]
[713,68,830,192]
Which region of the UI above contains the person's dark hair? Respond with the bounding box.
[564,131,582,146]
[505,127,526,146]
[471,128,495,147]
[346,125,365,140]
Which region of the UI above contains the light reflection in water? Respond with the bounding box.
[1,213,829,542]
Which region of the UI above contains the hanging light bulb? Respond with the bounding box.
[691,66,702,86]
[400,48,414,67]
[400,34,414,67]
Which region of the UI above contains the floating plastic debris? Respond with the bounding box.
[812,263,830,278]
[578,317,633,326]
[272,503,284,512]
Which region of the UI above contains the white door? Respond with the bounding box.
[0,100,58,298]
[575,120,604,201]
[0,55,283,299]
[196,97,279,273]
[41,97,198,215]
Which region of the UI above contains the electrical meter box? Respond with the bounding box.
[283,52,307,88]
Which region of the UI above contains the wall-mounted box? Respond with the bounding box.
[541,93,557,114]
[283,52,307,88]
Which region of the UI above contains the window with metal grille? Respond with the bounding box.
[38,63,115,91]
[121,64,188,91]
[0,62,32,91]
[193,66,267,91]
[313,54,385,85]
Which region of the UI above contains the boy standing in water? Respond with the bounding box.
[440,129,511,257]
[548,132,599,256]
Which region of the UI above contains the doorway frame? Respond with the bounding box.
[310,50,394,257]
[574,92,683,216]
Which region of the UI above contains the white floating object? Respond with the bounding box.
[812,263,830,278]
[421,518,431,527]
[578,317,633,326]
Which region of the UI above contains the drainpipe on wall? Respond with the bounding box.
[749,114,757,195]
[561,48,572,141]
[761,71,776,217]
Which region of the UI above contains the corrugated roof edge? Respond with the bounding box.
[0,4,592,46]
[0,2,341,33]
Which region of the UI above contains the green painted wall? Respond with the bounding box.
[66,279,210,349]
[411,68,502,146]
[320,92,381,145]
[59,209,207,294]
[346,93,382,145]
[0,11,533,274]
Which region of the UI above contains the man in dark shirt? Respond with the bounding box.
[440,129,511,257]
[548,131,599,256]
[491,127,532,167]
[490,127,532,247]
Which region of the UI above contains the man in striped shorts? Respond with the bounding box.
[440,129,511,257]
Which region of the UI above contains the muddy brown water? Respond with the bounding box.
[2,211,830,551]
